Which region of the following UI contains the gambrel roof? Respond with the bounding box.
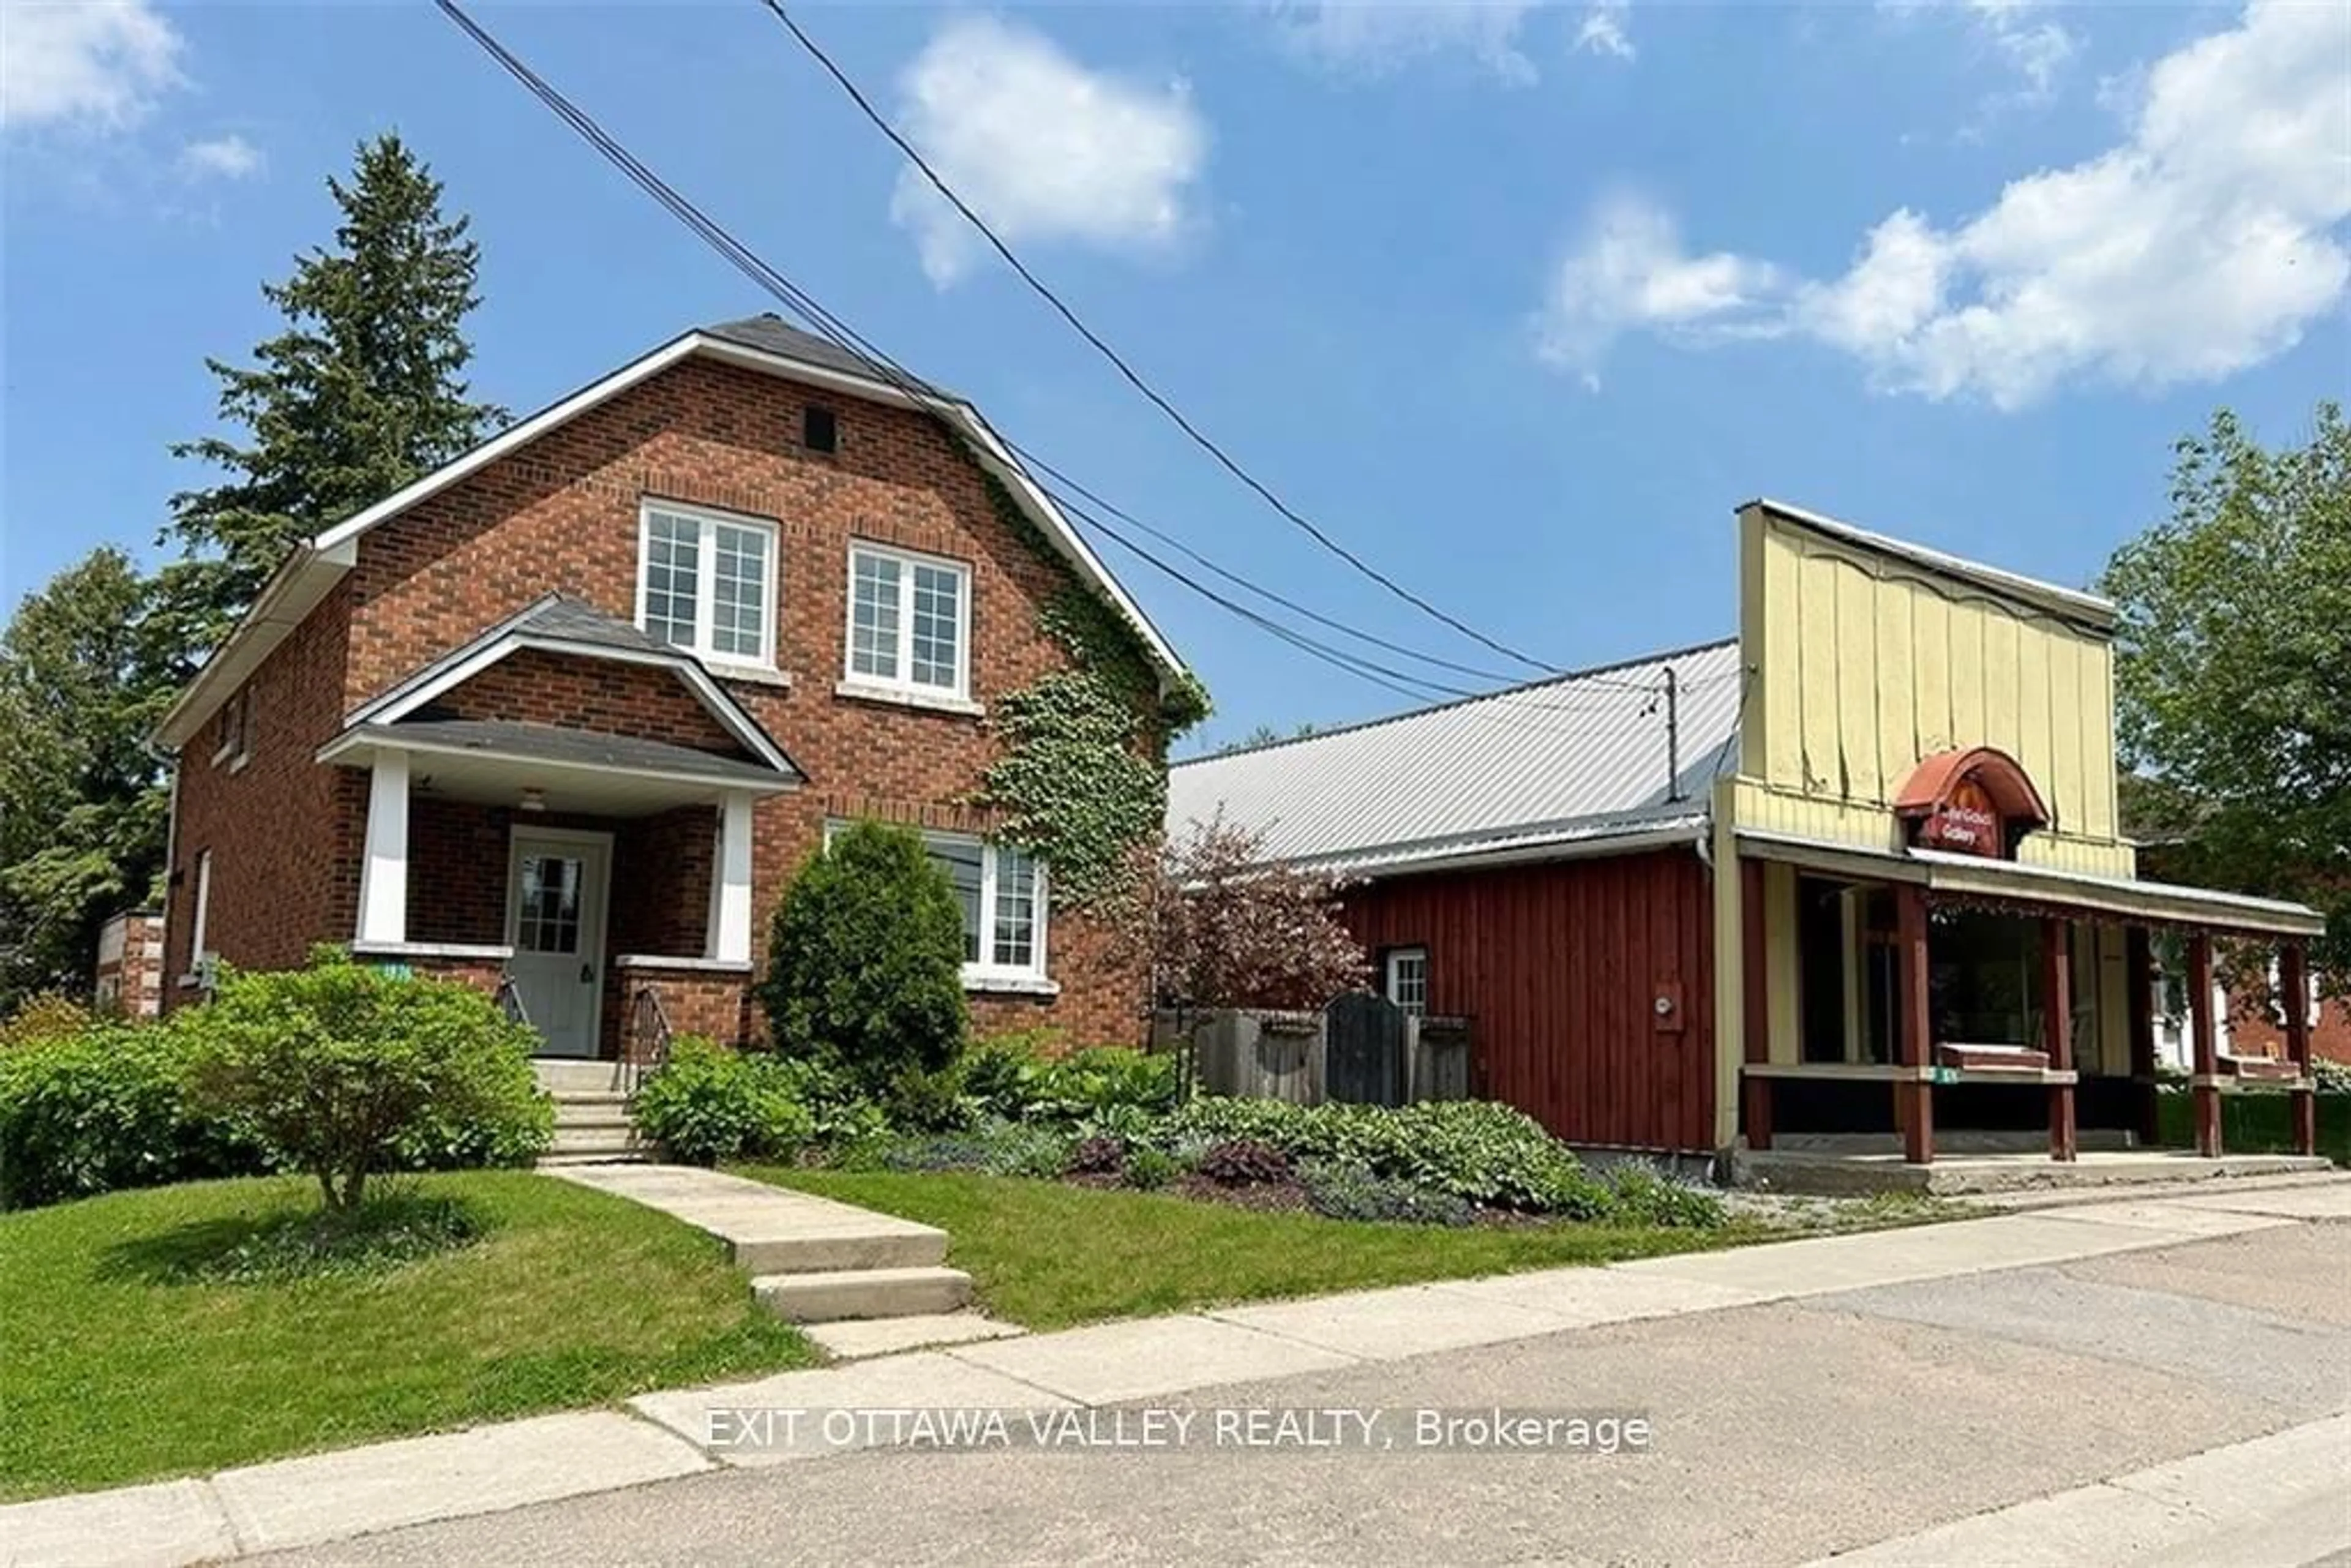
[156,317,1189,749]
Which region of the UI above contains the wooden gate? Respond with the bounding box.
[1324,991,1407,1106]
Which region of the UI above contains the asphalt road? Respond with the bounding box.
[263,1220,2351,1567]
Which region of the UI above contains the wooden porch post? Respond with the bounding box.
[2282,939,2315,1158]
[2043,918,2076,1161]
[1895,884,1934,1165]
[2188,931,2223,1157]
[1741,859,1772,1151]
[2126,927,2159,1147]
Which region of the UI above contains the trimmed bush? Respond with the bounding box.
[179,950,550,1211]
[0,1021,267,1209]
[631,1037,816,1166]
[760,821,967,1093]
[1604,1163,1727,1229]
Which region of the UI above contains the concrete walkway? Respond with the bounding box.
[546,1163,980,1326]
[7,1177,2345,1566]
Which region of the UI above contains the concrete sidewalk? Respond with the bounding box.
[7,1178,2345,1566]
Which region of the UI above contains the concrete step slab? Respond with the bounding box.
[806,1313,1026,1360]
[733,1229,948,1275]
[547,1129,642,1155]
[754,1266,972,1322]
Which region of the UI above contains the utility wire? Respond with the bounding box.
[433,0,1670,735]
[748,0,1566,678]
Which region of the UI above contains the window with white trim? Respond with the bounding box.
[212,686,253,768]
[637,500,778,669]
[821,820,1045,984]
[1384,947,1428,1016]
[845,542,969,698]
[188,849,216,980]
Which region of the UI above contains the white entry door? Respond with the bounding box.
[506,830,612,1057]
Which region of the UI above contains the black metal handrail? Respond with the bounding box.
[495,973,530,1029]
[625,983,673,1098]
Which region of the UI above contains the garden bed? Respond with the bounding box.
[0,1171,816,1502]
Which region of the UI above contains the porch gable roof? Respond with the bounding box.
[343,594,804,781]
[326,719,798,792]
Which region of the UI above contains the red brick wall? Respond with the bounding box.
[437,649,744,756]
[165,582,361,996]
[2224,985,2351,1067]
[176,349,1160,1044]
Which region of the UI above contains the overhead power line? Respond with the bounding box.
[431,0,1676,740]
[747,0,1566,679]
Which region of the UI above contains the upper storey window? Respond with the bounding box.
[845,541,970,700]
[637,500,778,673]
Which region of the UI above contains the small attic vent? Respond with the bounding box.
[802,405,838,454]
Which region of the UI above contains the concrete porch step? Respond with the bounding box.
[548,1126,645,1157]
[532,1060,629,1095]
[537,1150,649,1167]
[754,1266,973,1324]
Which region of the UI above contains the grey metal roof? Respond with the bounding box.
[701,314,958,400]
[361,719,800,787]
[1167,638,1744,874]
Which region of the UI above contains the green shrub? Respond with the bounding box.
[178,950,551,1211]
[0,992,94,1051]
[1604,1163,1726,1229]
[1029,1047,1180,1123]
[631,1037,816,1165]
[963,1031,1056,1120]
[1298,1161,1475,1226]
[1121,1145,1179,1190]
[1165,1097,1627,1217]
[0,1021,267,1209]
[759,821,968,1094]
[883,1061,981,1133]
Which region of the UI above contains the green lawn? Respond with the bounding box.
[741,1168,1764,1330]
[0,1171,816,1502]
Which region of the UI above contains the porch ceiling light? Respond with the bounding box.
[518,787,547,813]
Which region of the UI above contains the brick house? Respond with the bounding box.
[151,315,1194,1057]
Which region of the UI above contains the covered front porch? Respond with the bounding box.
[1735,836,2327,1173]
[326,719,797,1057]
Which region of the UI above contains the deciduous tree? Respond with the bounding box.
[2102,404,2351,995]
[1125,816,1368,1011]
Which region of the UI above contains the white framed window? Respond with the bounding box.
[820,820,1046,985]
[212,686,253,769]
[844,541,970,699]
[1384,946,1429,1016]
[636,500,778,672]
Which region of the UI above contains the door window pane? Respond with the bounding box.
[518,855,582,954]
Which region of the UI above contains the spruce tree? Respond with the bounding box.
[163,133,504,647]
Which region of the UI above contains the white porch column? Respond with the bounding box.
[709,790,756,965]
[356,751,411,946]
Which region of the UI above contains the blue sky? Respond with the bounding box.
[4,1,2344,752]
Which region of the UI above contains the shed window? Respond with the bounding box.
[1384,947,1428,1016]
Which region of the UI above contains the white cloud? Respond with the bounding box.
[178,132,261,181]
[0,0,184,129]
[1537,1,2351,408]
[1962,0,2076,99]
[1574,1,1635,62]
[890,16,1207,288]
[1535,192,1785,387]
[1264,2,1550,83]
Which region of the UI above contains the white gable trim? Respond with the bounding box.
[350,629,799,778]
